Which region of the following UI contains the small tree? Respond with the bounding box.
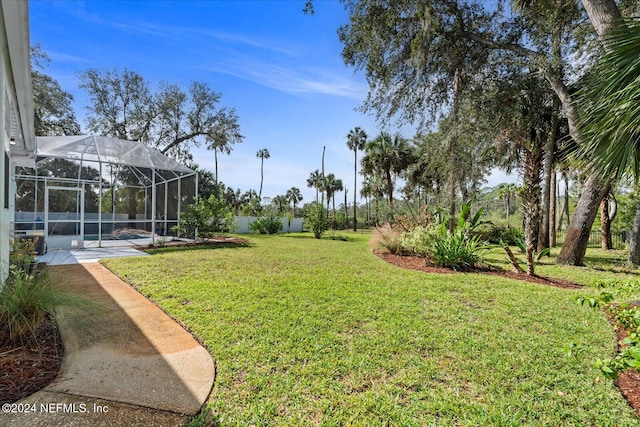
[172,195,236,242]
[306,202,329,239]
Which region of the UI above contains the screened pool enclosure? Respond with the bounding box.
[13,136,197,249]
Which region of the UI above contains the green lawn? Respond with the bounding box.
[103,232,640,426]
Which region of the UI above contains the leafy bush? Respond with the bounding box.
[330,212,348,230]
[250,216,283,234]
[172,195,236,242]
[398,225,439,257]
[431,225,484,270]
[476,225,523,245]
[306,203,329,239]
[9,237,36,271]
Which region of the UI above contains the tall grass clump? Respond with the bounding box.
[431,225,484,270]
[1,243,94,345]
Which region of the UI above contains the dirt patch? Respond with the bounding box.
[0,316,63,404]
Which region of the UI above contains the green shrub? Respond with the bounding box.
[9,237,36,271]
[250,216,283,234]
[476,225,523,245]
[306,203,329,239]
[431,225,485,270]
[172,195,237,242]
[398,225,439,257]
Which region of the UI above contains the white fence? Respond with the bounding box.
[234,216,304,234]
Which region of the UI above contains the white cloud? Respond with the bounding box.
[202,55,367,100]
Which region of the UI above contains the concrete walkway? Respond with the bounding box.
[37,247,150,265]
[1,263,215,426]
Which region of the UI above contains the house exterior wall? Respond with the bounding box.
[0,0,34,282]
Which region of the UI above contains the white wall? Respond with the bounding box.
[0,1,34,282]
[234,216,304,234]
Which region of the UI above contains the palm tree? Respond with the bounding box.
[307,169,323,202]
[272,195,288,216]
[206,119,243,183]
[323,173,343,217]
[346,127,368,231]
[576,19,640,265]
[360,174,384,225]
[286,187,303,217]
[256,148,270,200]
[361,132,414,211]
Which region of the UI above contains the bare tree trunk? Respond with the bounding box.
[557,175,609,265]
[353,150,358,232]
[344,189,349,221]
[503,244,525,274]
[214,148,219,184]
[366,196,370,225]
[258,157,264,200]
[539,91,560,252]
[629,201,640,266]
[522,147,543,275]
[385,168,394,211]
[558,172,570,231]
[449,169,456,233]
[550,170,557,247]
[551,0,620,265]
[581,0,622,38]
[600,191,613,250]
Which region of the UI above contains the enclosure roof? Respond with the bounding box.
[35,135,195,174]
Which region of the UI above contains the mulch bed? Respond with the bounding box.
[135,236,249,250]
[610,311,640,417]
[375,251,582,289]
[0,315,63,404]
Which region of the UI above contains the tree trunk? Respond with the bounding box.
[522,147,543,275]
[550,170,557,247]
[214,148,219,184]
[366,196,370,225]
[549,0,621,265]
[449,169,456,233]
[333,193,337,217]
[600,190,613,250]
[628,201,640,266]
[258,158,264,200]
[557,175,609,265]
[503,244,525,274]
[374,197,379,225]
[581,0,622,39]
[353,150,358,232]
[386,169,394,211]
[506,195,511,229]
[557,172,570,231]
[539,95,559,252]
[344,189,348,220]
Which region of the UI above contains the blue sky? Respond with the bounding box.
[29,0,512,203]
